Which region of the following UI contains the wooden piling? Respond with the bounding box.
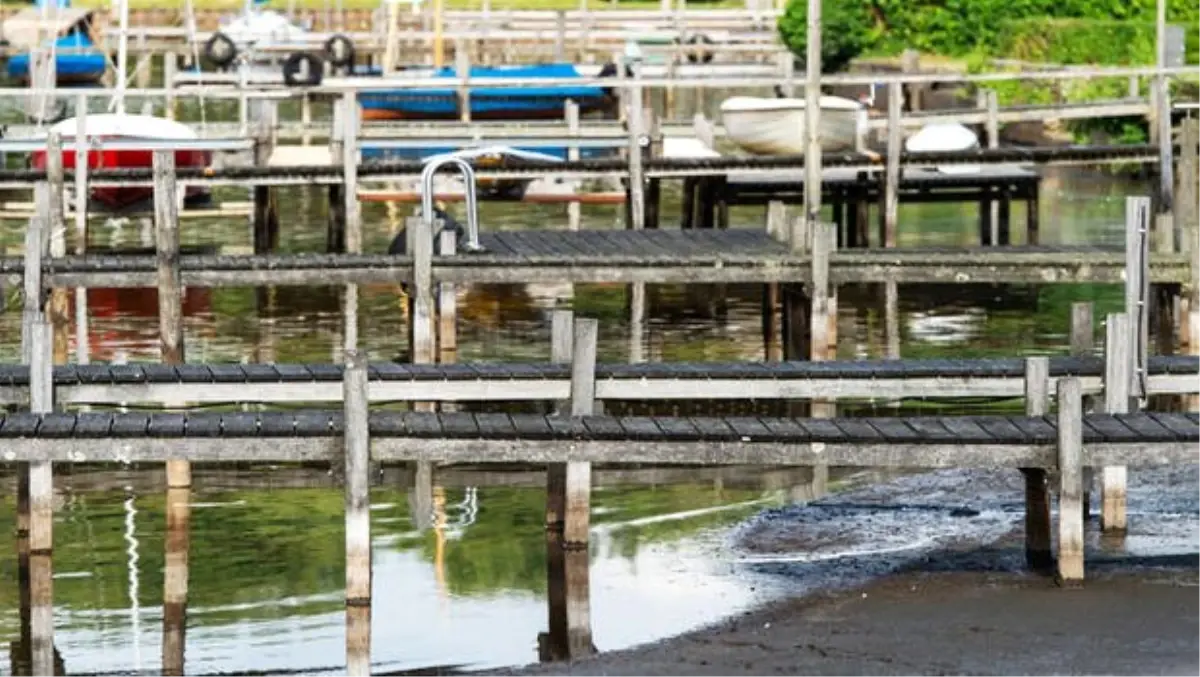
[1056,376,1085,586]
[1180,119,1199,412]
[545,309,574,531]
[763,201,787,361]
[164,53,178,120]
[162,484,190,676]
[1154,83,1174,253]
[810,222,837,417]
[564,317,598,547]
[626,62,646,231]
[327,103,347,253]
[1101,312,1132,534]
[565,100,581,231]
[1022,357,1052,572]
[802,0,822,230]
[341,92,362,254]
[409,215,436,368]
[455,40,471,123]
[252,100,280,254]
[544,532,594,661]
[343,349,372,676]
[43,136,69,369]
[148,155,188,440]
[1071,300,1095,518]
[27,317,55,677]
[1126,196,1150,403]
[437,230,458,370]
[881,81,901,248]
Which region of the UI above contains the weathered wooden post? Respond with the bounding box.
[164,52,178,120]
[408,214,436,370]
[73,96,90,365]
[984,89,1001,245]
[154,148,190,676]
[22,187,55,677]
[1180,119,1199,412]
[252,99,280,254]
[1022,357,1052,571]
[545,309,575,531]
[154,151,186,366]
[810,221,837,408]
[763,201,787,361]
[627,61,646,230]
[1126,197,1150,405]
[437,229,458,376]
[1154,81,1174,253]
[344,349,372,676]
[1071,300,1095,519]
[880,81,901,248]
[342,92,362,255]
[162,482,190,676]
[1056,376,1085,586]
[565,100,582,231]
[802,0,822,232]
[1101,312,1132,534]
[455,39,471,123]
[45,134,69,367]
[565,317,598,545]
[543,534,594,661]
[327,103,347,253]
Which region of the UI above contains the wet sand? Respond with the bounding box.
[500,465,1200,676]
[504,565,1198,676]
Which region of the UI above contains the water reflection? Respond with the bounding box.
[0,465,832,675]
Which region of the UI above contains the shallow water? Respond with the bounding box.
[0,466,835,676]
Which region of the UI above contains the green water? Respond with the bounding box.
[0,465,828,675]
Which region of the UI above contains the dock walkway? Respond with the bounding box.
[1,232,1192,286]
[0,355,1195,406]
[1,410,1195,466]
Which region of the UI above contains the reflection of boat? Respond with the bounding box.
[358,63,613,121]
[905,122,980,175]
[71,286,212,362]
[720,95,863,156]
[29,115,213,210]
[2,6,106,85]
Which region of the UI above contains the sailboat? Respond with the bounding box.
[27,0,212,210]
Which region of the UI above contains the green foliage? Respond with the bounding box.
[777,0,880,73]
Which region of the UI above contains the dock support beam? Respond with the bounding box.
[1022,357,1052,572]
[1179,119,1199,413]
[543,315,597,662]
[1056,376,1085,586]
[154,148,191,676]
[1070,301,1095,520]
[1102,312,1132,534]
[344,350,372,676]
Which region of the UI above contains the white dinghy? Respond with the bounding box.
[905,122,981,174]
[720,95,863,156]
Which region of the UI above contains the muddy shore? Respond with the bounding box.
[498,466,1200,676]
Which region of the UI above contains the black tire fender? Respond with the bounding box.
[204,31,238,69]
[283,52,324,87]
[324,33,355,70]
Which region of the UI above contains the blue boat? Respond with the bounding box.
[358,63,614,122]
[7,29,107,86]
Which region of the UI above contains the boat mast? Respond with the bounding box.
[113,0,129,115]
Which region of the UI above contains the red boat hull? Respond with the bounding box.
[31,138,213,211]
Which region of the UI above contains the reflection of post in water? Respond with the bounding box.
[162,484,191,676]
[10,526,65,675]
[432,485,448,599]
[539,532,595,663]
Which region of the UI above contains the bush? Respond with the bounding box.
[776,0,879,73]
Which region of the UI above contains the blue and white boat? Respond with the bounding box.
[7,30,107,85]
[358,62,614,122]
[3,2,107,86]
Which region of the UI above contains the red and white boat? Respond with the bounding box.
[29,114,213,211]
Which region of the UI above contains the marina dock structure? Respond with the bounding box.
[1,8,1199,671]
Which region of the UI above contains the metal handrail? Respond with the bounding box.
[420,153,485,253]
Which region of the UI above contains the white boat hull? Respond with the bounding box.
[721,96,862,156]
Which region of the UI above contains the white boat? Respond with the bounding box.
[905,122,980,175]
[720,95,863,156]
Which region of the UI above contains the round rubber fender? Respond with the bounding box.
[282,52,324,88]
[324,33,355,70]
[686,33,714,65]
[204,31,238,69]
[597,60,634,100]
